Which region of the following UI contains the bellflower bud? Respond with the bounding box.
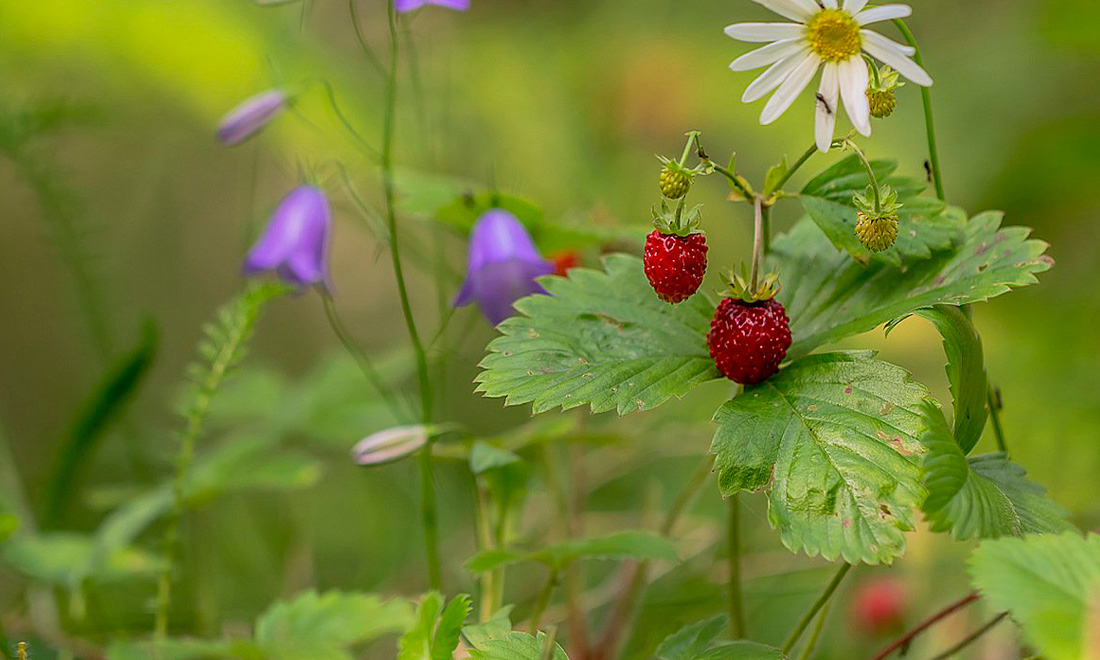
[243,186,332,290]
[217,89,287,146]
[454,210,553,325]
[396,0,470,12]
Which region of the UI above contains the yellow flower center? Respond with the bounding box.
[805,9,862,62]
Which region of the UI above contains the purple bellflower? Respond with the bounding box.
[217,90,287,146]
[243,186,332,291]
[454,210,553,325]
[396,0,470,12]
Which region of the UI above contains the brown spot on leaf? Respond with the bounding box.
[880,401,896,416]
[808,404,819,412]
[844,385,853,395]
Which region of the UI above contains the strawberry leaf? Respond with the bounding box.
[920,403,1073,540]
[711,351,929,565]
[476,254,719,415]
[775,212,1052,361]
[468,631,569,660]
[969,533,1100,660]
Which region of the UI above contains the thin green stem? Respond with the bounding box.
[987,386,1008,454]
[770,143,818,193]
[318,79,380,162]
[892,19,944,201]
[925,612,1008,660]
[781,564,852,655]
[750,197,765,293]
[347,0,385,76]
[529,569,560,633]
[795,601,831,660]
[679,131,700,167]
[726,494,746,639]
[709,162,755,200]
[321,295,410,421]
[473,476,495,622]
[383,0,441,589]
[845,140,882,213]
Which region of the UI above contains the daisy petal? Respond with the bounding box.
[815,63,840,152]
[725,22,806,42]
[751,0,818,21]
[760,53,822,125]
[855,4,912,25]
[730,39,804,72]
[839,57,871,136]
[862,33,933,85]
[822,0,838,8]
[861,30,915,56]
[743,49,808,102]
[844,0,869,12]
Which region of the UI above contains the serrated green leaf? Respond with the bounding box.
[476,254,719,415]
[774,212,1052,360]
[711,352,929,565]
[254,590,412,660]
[763,156,788,196]
[921,403,1073,540]
[466,530,679,572]
[655,614,728,660]
[432,594,472,660]
[467,631,569,660]
[694,642,784,660]
[970,533,1100,660]
[400,592,445,660]
[900,306,988,453]
[462,606,515,648]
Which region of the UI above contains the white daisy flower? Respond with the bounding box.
[725,0,933,152]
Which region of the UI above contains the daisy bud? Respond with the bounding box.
[217,89,287,146]
[243,186,332,290]
[395,0,470,12]
[454,210,553,325]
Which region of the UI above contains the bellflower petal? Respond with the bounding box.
[217,90,287,146]
[454,210,553,325]
[396,0,470,12]
[243,186,332,291]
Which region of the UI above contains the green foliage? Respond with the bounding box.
[969,533,1100,660]
[467,631,569,660]
[774,212,1052,360]
[890,306,988,453]
[476,254,718,415]
[921,403,1072,540]
[711,352,929,565]
[462,607,515,648]
[108,590,413,660]
[466,530,678,573]
[0,513,16,542]
[1,532,163,589]
[656,615,783,660]
[800,156,960,266]
[44,320,158,526]
[399,593,473,660]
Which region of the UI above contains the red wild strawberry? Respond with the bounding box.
[644,230,708,304]
[550,250,580,277]
[707,297,791,384]
[850,578,907,634]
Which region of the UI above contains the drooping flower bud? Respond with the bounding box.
[395,0,470,12]
[454,210,553,325]
[217,89,287,146]
[243,186,332,290]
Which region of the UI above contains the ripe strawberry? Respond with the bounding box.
[644,230,708,304]
[707,297,791,384]
[850,578,907,634]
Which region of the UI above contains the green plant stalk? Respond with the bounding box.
[382,0,442,590]
[529,568,560,633]
[726,494,746,638]
[987,386,1008,454]
[925,612,1008,660]
[781,564,852,655]
[795,600,831,660]
[154,289,278,639]
[321,295,411,421]
[474,476,496,622]
[769,143,818,194]
[0,614,12,660]
[542,443,589,655]
[347,0,384,76]
[892,19,944,202]
[845,140,882,213]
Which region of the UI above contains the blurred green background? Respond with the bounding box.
[1,0,1098,658]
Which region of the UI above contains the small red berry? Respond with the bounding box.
[643,230,708,304]
[707,297,791,384]
[550,250,580,277]
[850,578,907,634]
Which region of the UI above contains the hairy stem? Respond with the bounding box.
[892,19,945,201]
[866,592,980,660]
[925,612,1008,660]
[383,0,441,590]
[781,564,852,655]
[726,494,746,638]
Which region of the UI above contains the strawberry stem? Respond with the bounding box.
[750,196,764,295]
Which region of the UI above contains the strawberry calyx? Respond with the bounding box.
[721,264,781,304]
[652,198,703,237]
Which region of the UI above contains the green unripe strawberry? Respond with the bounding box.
[659,165,692,199]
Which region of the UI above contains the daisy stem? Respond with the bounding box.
[383,0,442,591]
[892,19,945,202]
